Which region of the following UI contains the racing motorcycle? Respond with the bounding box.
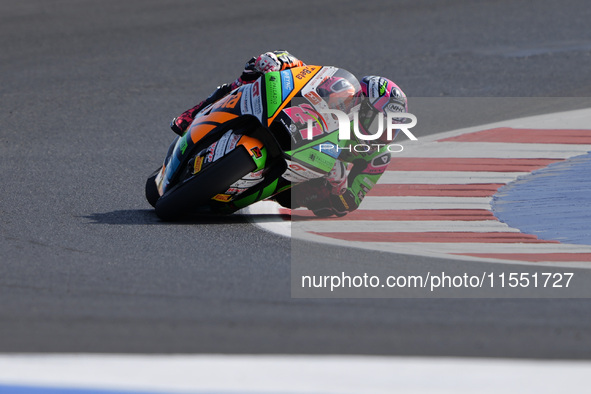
[146,65,359,220]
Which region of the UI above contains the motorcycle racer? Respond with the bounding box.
[170,51,408,217]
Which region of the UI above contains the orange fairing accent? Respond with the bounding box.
[206,110,239,124]
[189,111,238,144]
[267,65,322,126]
[189,124,216,143]
[237,135,264,153]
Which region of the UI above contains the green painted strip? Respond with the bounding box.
[253,147,267,171]
[265,72,283,118]
[259,179,280,200]
[232,191,260,209]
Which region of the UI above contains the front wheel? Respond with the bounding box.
[154,145,257,221]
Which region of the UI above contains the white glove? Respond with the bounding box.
[326,160,347,195]
[254,52,282,73]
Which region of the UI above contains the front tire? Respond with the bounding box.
[145,168,161,208]
[154,146,257,221]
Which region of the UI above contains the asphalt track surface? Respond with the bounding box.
[2,0,591,358]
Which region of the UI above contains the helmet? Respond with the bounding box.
[316,76,358,113]
[358,76,407,143]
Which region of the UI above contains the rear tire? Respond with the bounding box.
[154,146,257,221]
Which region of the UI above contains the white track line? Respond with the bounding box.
[242,200,291,237]
[357,196,493,210]
[1,354,591,394]
[397,142,591,159]
[379,171,529,184]
[293,220,519,233]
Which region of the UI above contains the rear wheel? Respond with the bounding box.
[154,145,257,221]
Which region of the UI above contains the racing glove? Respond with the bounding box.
[291,178,357,218]
[233,50,304,88]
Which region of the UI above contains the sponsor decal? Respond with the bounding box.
[362,177,375,188]
[205,142,218,163]
[370,81,379,98]
[313,142,340,159]
[304,91,322,105]
[312,66,337,82]
[287,162,324,178]
[266,72,282,117]
[363,153,390,174]
[371,153,391,167]
[230,178,265,188]
[250,146,263,159]
[241,85,253,115]
[385,102,404,113]
[212,193,232,202]
[295,67,313,80]
[242,169,264,180]
[280,70,294,101]
[226,187,248,195]
[385,101,406,123]
[222,91,242,109]
[214,131,232,161]
[252,80,263,120]
[226,133,242,152]
[193,156,204,174]
[364,165,386,175]
[281,162,322,183]
[308,152,334,170]
[391,86,403,99]
[300,67,338,98]
[283,104,327,140]
[282,168,312,183]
